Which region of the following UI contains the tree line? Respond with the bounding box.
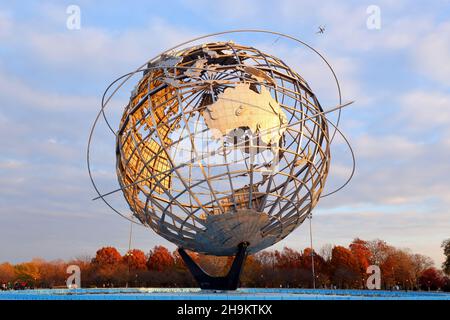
[1,238,449,291]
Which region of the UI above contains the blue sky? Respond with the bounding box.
[0,0,449,265]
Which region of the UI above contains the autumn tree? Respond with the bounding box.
[273,247,303,287]
[256,251,277,267]
[365,239,391,265]
[0,239,440,289]
[241,255,263,287]
[442,239,450,276]
[0,263,16,284]
[301,247,314,270]
[319,244,333,263]
[410,253,434,288]
[330,246,360,288]
[122,249,147,271]
[419,268,445,291]
[91,247,125,286]
[92,247,122,265]
[381,248,416,289]
[14,259,45,286]
[255,251,278,287]
[275,247,302,269]
[302,247,328,288]
[147,246,174,271]
[38,260,67,288]
[119,249,146,287]
[349,238,372,275]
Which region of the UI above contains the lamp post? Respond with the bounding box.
[125,221,133,288]
[308,212,316,289]
[125,251,134,288]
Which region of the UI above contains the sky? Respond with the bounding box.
[0,0,449,266]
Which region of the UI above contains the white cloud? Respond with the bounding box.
[0,68,98,112]
[24,18,196,73]
[398,90,450,130]
[0,159,25,169]
[0,10,13,38]
[414,22,450,86]
[354,134,424,159]
[181,0,260,22]
[276,1,434,52]
[256,42,369,109]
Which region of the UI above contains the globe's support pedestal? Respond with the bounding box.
[178,242,249,290]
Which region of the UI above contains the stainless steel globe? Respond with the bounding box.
[115,41,331,256]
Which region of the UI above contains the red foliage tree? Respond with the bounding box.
[302,247,323,270]
[92,247,122,266]
[331,246,359,270]
[384,249,417,289]
[419,268,445,291]
[349,238,372,274]
[275,247,302,269]
[410,253,434,283]
[147,246,175,271]
[122,249,147,271]
[330,246,360,288]
[241,255,263,286]
[0,238,443,289]
[302,248,326,272]
[91,246,124,285]
[301,248,328,288]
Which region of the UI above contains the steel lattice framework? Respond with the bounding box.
[115,42,332,255]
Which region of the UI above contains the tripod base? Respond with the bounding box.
[178,242,248,290]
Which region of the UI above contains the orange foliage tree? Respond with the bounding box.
[240,255,263,287]
[381,248,416,289]
[91,247,125,285]
[14,259,45,286]
[330,246,360,288]
[147,246,175,271]
[0,263,16,284]
[275,247,302,269]
[92,247,122,265]
[122,249,147,271]
[349,238,372,274]
[302,247,328,287]
[1,239,447,290]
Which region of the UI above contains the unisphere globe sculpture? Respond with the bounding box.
[116,41,331,256]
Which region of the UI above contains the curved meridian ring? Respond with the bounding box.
[87,31,355,256]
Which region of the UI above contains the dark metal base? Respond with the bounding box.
[178,242,249,290]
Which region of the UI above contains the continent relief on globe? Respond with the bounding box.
[202,83,288,146]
